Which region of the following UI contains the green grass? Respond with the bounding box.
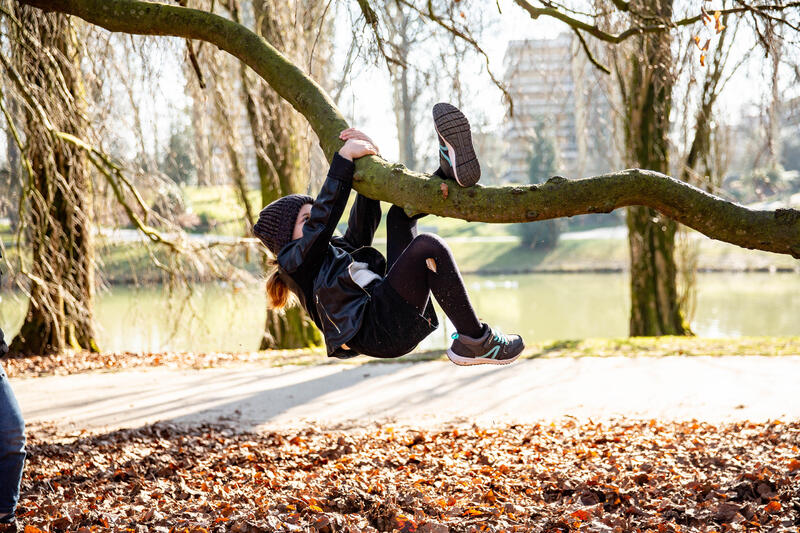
[445,238,627,273]
[182,185,261,237]
[360,335,800,365]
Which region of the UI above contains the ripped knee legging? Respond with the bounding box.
[384,205,484,338]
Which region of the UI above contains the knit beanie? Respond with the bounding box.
[253,194,314,255]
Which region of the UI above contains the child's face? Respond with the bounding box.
[292,203,312,240]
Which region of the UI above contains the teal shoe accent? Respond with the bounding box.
[483,345,501,359]
[492,328,509,345]
[451,332,459,340]
[439,144,452,166]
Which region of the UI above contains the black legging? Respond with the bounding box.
[384,204,484,339]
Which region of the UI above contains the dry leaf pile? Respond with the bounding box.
[2,350,320,378]
[18,419,800,532]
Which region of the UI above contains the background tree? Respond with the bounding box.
[481,0,797,335]
[615,0,687,336]
[2,3,264,356]
[382,0,434,170]
[160,123,197,186]
[5,5,98,354]
[240,0,327,350]
[517,122,562,250]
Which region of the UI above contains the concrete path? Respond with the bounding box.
[13,356,800,433]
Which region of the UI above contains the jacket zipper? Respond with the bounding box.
[316,295,341,334]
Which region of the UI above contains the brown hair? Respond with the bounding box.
[265,260,292,310]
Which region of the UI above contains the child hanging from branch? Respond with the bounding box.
[253,103,524,365]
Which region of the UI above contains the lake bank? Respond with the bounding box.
[2,271,800,355]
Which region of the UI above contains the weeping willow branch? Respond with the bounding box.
[18,0,800,259]
[0,84,35,282]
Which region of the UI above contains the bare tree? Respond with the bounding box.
[2,3,263,356]
[3,5,98,354]
[382,1,432,170]
[233,0,329,349]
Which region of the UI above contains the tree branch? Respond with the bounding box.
[512,0,800,44]
[571,27,611,74]
[18,0,800,258]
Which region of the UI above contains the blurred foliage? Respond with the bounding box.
[725,166,800,203]
[780,134,800,174]
[515,124,563,250]
[159,124,197,186]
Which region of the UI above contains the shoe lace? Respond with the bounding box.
[492,328,509,345]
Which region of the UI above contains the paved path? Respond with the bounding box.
[13,356,800,433]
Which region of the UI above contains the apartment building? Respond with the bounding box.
[502,33,616,183]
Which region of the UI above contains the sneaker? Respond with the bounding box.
[432,102,481,187]
[447,324,524,366]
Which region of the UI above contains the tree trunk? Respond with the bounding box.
[388,11,417,170]
[622,0,689,336]
[244,0,322,350]
[9,7,98,355]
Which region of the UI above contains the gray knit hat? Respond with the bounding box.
[253,194,314,255]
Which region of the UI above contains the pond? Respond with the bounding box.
[1,272,799,353]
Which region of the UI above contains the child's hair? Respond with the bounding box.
[266,258,292,310]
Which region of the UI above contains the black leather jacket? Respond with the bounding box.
[277,153,385,358]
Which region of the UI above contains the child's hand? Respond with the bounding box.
[338,128,380,161]
[338,138,379,161]
[339,128,380,152]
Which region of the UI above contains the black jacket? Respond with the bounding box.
[277,153,385,358]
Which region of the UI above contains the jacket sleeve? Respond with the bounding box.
[277,153,354,273]
[332,193,382,252]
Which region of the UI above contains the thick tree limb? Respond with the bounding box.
[17,0,800,258]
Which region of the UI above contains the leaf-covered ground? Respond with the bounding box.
[6,336,800,378]
[18,419,800,532]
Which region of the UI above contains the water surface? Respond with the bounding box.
[1,272,798,353]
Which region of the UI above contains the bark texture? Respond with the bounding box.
[19,0,800,261]
[622,0,688,336]
[9,6,98,355]
[242,0,321,350]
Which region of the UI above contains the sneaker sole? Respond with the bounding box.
[446,347,524,366]
[432,103,481,187]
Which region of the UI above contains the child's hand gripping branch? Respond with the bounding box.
[253,104,524,365]
[338,128,380,161]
